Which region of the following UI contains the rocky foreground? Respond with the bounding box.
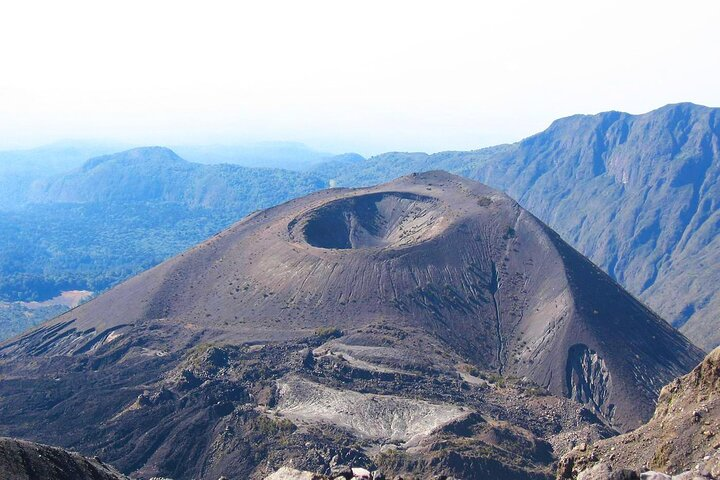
[558,347,720,480]
[1,346,716,479]
[0,436,129,480]
[0,436,445,480]
[264,465,460,479]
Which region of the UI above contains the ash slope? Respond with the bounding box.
[0,172,703,478]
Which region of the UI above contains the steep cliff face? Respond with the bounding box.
[0,173,703,479]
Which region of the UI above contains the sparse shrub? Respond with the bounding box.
[459,363,480,377]
[526,385,549,396]
[254,415,296,435]
[314,326,343,339]
[481,372,506,387]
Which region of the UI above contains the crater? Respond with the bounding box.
[295,192,445,250]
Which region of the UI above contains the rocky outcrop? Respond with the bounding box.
[264,466,390,480]
[0,437,128,480]
[566,344,614,423]
[265,467,320,480]
[558,347,720,479]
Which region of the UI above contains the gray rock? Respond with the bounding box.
[640,472,672,480]
[578,463,640,480]
[264,467,317,480]
[330,464,353,479]
[579,463,613,480]
[351,467,371,479]
[671,472,713,480]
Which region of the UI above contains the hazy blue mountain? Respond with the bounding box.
[0,141,128,210]
[313,103,720,350]
[0,147,330,336]
[312,145,512,186]
[0,140,128,175]
[171,141,342,170]
[28,146,327,209]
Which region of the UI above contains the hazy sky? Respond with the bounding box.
[1,0,718,155]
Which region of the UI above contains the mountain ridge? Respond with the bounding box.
[29,146,328,208]
[312,103,720,349]
[0,437,128,480]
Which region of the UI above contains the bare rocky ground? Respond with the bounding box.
[558,347,720,480]
[0,172,704,479]
[0,436,128,480]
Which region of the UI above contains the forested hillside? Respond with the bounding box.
[0,147,330,337]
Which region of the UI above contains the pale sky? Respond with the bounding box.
[1,0,718,155]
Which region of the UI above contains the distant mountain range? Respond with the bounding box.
[27,146,326,208]
[0,141,128,210]
[0,103,717,349]
[171,141,340,170]
[0,141,339,210]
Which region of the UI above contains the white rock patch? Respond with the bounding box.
[274,375,469,444]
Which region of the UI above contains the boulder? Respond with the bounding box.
[352,467,371,479]
[330,464,354,479]
[640,473,671,480]
[577,463,639,480]
[264,466,317,480]
[578,463,613,480]
[671,472,712,480]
